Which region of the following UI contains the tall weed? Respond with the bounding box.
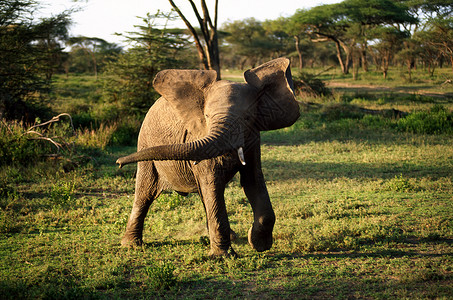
[76,124,117,150]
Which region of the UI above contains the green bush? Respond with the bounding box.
[0,122,52,166]
[49,180,76,208]
[360,114,392,130]
[293,72,332,98]
[397,105,453,134]
[320,103,364,121]
[145,261,177,291]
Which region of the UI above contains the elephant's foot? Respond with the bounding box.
[248,226,273,252]
[121,235,143,247]
[209,246,238,258]
[248,216,274,252]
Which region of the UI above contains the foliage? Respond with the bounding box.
[221,18,293,69]
[66,36,122,77]
[0,121,53,166]
[145,261,177,291]
[290,0,416,75]
[103,11,194,117]
[293,72,332,97]
[0,0,71,121]
[397,104,453,134]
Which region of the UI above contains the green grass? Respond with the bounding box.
[1,70,452,299]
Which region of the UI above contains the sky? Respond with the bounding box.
[39,0,342,46]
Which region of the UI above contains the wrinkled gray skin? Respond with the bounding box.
[116,58,300,257]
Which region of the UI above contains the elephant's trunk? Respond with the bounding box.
[116,115,244,168]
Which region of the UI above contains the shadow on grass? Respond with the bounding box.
[330,85,453,104]
[263,159,453,182]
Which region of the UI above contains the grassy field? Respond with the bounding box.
[1,68,452,298]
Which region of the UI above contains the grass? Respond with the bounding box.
[1,69,452,298]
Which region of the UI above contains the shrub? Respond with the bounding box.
[49,180,76,208]
[320,103,364,121]
[145,261,177,291]
[397,105,453,134]
[293,72,332,98]
[0,121,52,166]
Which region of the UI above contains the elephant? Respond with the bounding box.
[116,57,300,257]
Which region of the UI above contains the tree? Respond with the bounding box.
[395,0,452,76]
[66,36,121,79]
[0,0,72,121]
[34,14,71,80]
[292,4,353,74]
[168,0,221,79]
[369,27,408,79]
[104,11,194,117]
[292,0,416,75]
[263,18,295,62]
[222,18,275,69]
[423,17,453,73]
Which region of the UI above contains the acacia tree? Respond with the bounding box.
[168,0,221,79]
[369,27,408,79]
[413,0,453,73]
[263,18,295,64]
[0,0,71,121]
[394,0,452,77]
[221,18,288,69]
[292,4,352,74]
[67,36,118,79]
[292,0,416,75]
[104,11,193,117]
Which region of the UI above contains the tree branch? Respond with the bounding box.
[201,0,214,30]
[168,0,208,68]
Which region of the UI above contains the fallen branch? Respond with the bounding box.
[23,113,75,152]
[27,113,74,133]
[441,79,452,87]
[25,130,63,149]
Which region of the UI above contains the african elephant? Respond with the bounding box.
[116,57,300,256]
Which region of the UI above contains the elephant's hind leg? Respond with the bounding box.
[122,161,162,247]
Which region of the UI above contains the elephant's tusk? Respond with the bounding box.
[238,147,246,165]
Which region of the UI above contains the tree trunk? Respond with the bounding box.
[360,42,368,72]
[169,0,221,79]
[334,40,348,74]
[352,47,359,80]
[406,59,412,82]
[294,35,303,69]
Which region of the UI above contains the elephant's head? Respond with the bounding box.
[116,58,300,167]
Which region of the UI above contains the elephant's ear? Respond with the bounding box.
[153,69,218,134]
[244,58,300,131]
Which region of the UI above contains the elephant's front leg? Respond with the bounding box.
[240,146,275,252]
[195,166,234,257]
[122,162,162,246]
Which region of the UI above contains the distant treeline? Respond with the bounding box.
[1,0,452,122]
